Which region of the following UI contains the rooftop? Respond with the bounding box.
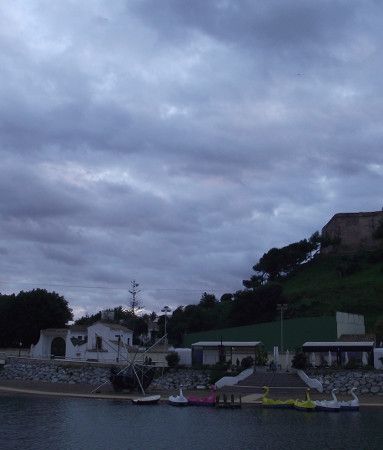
[192,341,262,347]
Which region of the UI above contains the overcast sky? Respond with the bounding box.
[1,0,382,318]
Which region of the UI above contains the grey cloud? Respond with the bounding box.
[0,0,382,316]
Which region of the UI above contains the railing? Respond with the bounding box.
[296,369,323,392]
[215,368,253,389]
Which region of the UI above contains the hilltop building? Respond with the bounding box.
[321,210,383,254]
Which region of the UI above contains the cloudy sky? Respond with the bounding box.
[1,0,382,318]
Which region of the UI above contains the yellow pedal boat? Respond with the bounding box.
[262,386,295,409]
[294,389,316,411]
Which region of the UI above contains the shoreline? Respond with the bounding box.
[1,380,383,408]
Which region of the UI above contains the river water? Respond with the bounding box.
[1,395,382,450]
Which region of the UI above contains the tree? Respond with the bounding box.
[248,234,319,282]
[199,292,217,308]
[0,289,73,347]
[220,293,233,303]
[374,318,383,344]
[373,219,383,240]
[129,280,143,316]
[230,284,284,326]
[166,351,180,368]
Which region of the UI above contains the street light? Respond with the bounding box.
[161,305,171,348]
[277,304,288,353]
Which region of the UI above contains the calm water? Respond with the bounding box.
[1,395,382,450]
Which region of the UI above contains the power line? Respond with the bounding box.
[0,280,224,293]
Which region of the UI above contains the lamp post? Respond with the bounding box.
[161,305,171,349]
[277,304,288,353]
[18,341,22,357]
[116,335,121,363]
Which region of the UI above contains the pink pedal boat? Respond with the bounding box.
[187,389,216,407]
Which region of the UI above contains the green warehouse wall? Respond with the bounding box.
[183,316,338,351]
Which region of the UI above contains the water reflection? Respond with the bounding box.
[0,395,382,450]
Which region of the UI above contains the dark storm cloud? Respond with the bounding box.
[0,0,382,316]
[132,0,359,50]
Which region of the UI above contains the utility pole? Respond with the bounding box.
[277,304,288,353]
[161,305,171,349]
[129,280,142,316]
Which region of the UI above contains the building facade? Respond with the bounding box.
[30,321,133,363]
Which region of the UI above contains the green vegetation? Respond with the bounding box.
[0,289,73,347]
[292,352,307,369]
[281,251,383,330]
[73,232,382,346]
[166,351,180,368]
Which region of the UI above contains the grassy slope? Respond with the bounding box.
[281,254,383,331]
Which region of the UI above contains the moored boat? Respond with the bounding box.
[169,386,189,406]
[314,389,340,412]
[187,389,216,406]
[294,389,316,411]
[261,386,295,409]
[110,364,156,392]
[339,387,359,411]
[131,395,161,405]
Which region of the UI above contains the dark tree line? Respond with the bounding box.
[164,232,321,345]
[75,231,322,346]
[164,285,286,345]
[243,232,321,287]
[0,289,73,347]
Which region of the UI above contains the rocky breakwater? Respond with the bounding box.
[0,357,111,386]
[310,370,383,395]
[150,368,210,391]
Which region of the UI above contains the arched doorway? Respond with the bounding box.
[51,337,66,358]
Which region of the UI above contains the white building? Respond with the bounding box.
[30,322,133,363]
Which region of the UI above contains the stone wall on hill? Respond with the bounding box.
[322,210,383,254]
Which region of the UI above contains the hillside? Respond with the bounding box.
[281,252,383,330]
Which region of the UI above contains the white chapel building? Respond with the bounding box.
[30,321,133,363]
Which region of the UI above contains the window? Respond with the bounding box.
[127,338,130,345]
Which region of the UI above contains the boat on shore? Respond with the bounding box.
[110,364,156,393]
[169,387,189,406]
[261,386,295,409]
[131,395,161,405]
[315,389,340,412]
[294,389,316,412]
[187,389,216,406]
[339,388,359,411]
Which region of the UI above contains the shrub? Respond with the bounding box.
[209,361,229,384]
[165,351,180,368]
[240,356,254,370]
[254,348,268,366]
[292,352,307,369]
[373,219,383,240]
